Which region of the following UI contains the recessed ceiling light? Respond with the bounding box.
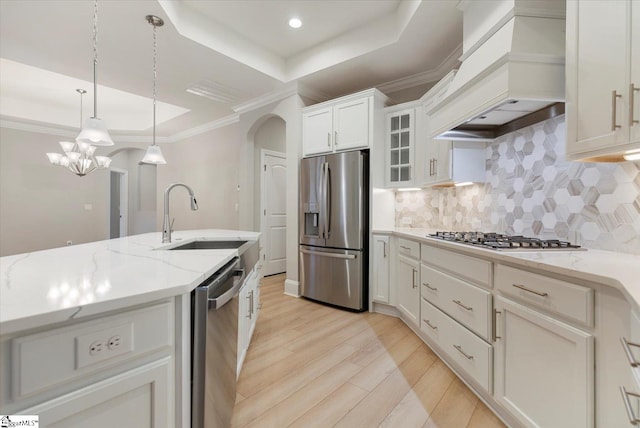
[288,17,302,28]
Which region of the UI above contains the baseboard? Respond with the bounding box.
[284,279,300,297]
[371,301,400,317]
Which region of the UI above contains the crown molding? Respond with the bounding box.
[232,83,300,115]
[0,119,78,139]
[166,113,240,142]
[378,43,462,94]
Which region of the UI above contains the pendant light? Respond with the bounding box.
[141,15,167,165]
[76,0,114,146]
[46,89,112,176]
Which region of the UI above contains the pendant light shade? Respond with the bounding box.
[76,0,114,147]
[76,117,114,146]
[140,14,166,165]
[141,144,166,164]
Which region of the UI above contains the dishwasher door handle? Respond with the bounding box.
[208,268,245,310]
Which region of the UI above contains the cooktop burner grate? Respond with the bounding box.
[428,231,584,251]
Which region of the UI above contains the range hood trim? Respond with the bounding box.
[427,3,566,141]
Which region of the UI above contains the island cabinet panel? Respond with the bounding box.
[494,296,594,428]
[22,357,172,428]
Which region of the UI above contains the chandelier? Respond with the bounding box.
[46,89,112,176]
[141,15,167,165]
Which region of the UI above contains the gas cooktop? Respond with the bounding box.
[428,231,584,251]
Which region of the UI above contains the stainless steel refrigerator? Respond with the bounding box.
[299,150,368,311]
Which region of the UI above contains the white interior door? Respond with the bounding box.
[110,169,128,239]
[261,150,286,276]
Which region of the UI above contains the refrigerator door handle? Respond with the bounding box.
[318,162,325,239]
[325,162,331,238]
[300,248,357,260]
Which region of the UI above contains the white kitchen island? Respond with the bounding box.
[0,229,259,427]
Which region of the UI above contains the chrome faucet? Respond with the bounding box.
[163,183,198,243]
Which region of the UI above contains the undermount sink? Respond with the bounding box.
[167,240,247,250]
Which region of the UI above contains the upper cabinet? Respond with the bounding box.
[566,0,640,160]
[385,106,417,187]
[302,89,388,157]
[418,72,486,187]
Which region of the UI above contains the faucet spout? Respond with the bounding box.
[162,183,198,243]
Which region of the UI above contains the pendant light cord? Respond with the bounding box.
[152,22,157,147]
[92,0,98,119]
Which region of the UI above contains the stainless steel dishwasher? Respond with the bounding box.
[191,256,245,428]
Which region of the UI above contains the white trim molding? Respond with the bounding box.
[284,279,300,297]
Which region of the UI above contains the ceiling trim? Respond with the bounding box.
[233,82,327,115]
[166,113,240,142]
[0,118,77,139]
[377,43,463,94]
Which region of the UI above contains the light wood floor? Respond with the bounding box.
[231,274,506,428]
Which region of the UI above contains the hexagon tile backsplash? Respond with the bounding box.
[395,115,640,255]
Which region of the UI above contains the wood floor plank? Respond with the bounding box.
[232,276,505,428]
[348,330,424,391]
[422,378,480,428]
[467,401,506,428]
[243,360,363,428]
[287,383,368,428]
[231,343,358,427]
[337,371,413,427]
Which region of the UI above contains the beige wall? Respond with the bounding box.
[155,122,243,231]
[0,127,110,255]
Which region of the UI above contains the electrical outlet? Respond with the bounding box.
[107,335,121,350]
[89,340,104,356]
[76,324,133,369]
[66,240,73,246]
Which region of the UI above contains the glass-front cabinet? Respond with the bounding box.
[386,108,415,187]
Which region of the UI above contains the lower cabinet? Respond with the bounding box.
[397,254,420,325]
[372,234,390,304]
[22,357,172,427]
[238,269,260,376]
[494,296,594,428]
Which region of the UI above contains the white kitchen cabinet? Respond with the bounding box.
[302,88,387,157]
[494,296,594,428]
[372,234,390,304]
[566,0,640,160]
[238,269,259,376]
[385,107,416,187]
[397,252,420,326]
[0,300,175,425]
[21,358,172,427]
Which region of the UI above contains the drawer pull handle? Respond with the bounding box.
[621,337,640,367]
[400,245,411,251]
[512,283,548,297]
[453,344,474,360]
[412,269,417,289]
[423,319,438,331]
[620,386,640,425]
[423,282,437,291]
[453,299,473,311]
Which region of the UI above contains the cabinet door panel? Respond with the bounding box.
[372,235,390,303]
[494,297,594,428]
[334,98,369,151]
[397,255,419,325]
[632,1,640,144]
[303,107,333,156]
[23,358,172,428]
[571,0,629,153]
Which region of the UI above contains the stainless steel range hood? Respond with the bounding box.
[427,0,567,141]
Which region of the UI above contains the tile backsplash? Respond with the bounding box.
[395,116,640,254]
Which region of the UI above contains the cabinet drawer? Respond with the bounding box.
[495,264,594,327]
[397,238,420,260]
[421,299,492,393]
[12,301,174,400]
[421,244,491,287]
[422,264,492,341]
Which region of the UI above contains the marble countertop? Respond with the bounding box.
[375,227,640,312]
[0,229,260,335]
